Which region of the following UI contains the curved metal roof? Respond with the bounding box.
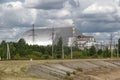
[21,26,82,46]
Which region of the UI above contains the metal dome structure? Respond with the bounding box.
[21,26,82,46]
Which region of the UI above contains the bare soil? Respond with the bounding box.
[0,59,120,80]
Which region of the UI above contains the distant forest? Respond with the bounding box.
[0,38,119,60]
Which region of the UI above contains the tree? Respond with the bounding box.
[0,40,7,59]
[97,49,103,57]
[9,42,16,59]
[101,47,110,58]
[16,38,27,57]
[89,46,96,56]
[55,37,63,58]
[118,39,120,55]
[18,38,26,45]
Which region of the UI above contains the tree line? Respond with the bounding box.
[0,38,120,60]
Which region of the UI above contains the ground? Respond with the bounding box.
[0,59,73,80]
[0,59,120,80]
[0,60,45,80]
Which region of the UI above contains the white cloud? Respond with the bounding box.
[48,19,73,27]
[0,28,19,39]
[30,9,37,24]
[56,9,71,18]
[83,3,115,14]
[2,1,23,9]
[65,19,73,25]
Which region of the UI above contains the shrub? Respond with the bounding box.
[72,71,76,75]
[66,71,71,76]
[76,67,83,72]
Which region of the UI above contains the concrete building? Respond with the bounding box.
[75,35,96,49]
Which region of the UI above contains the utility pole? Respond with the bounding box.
[101,41,102,50]
[71,22,76,59]
[62,42,64,59]
[32,24,35,45]
[110,34,113,58]
[117,38,120,58]
[71,45,73,59]
[52,27,55,58]
[117,41,119,58]
[7,43,11,60]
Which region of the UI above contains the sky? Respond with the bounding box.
[0,0,120,43]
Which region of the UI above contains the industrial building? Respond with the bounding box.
[76,35,96,49]
[21,25,95,49]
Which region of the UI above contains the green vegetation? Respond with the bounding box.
[76,67,83,72]
[118,39,120,54]
[66,71,71,76]
[0,38,120,60]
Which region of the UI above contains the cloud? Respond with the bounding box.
[0,1,73,41]
[0,1,34,27]
[24,0,80,10]
[67,0,80,8]
[76,1,120,33]
[0,1,34,40]
[24,0,66,9]
[0,0,24,4]
[78,21,120,32]
[1,1,23,9]
[33,9,71,20]
[83,3,116,14]
[1,0,120,42]
[0,27,20,40]
[54,9,71,18]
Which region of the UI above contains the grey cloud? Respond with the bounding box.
[68,0,80,8]
[24,0,80,10]
[36,9,71,20]
[80,13,116,23]
[0,3,33,28]
[0,0,24,4]
[1,0,120,42]
[77,20,120,33]
[24,0,66,10]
